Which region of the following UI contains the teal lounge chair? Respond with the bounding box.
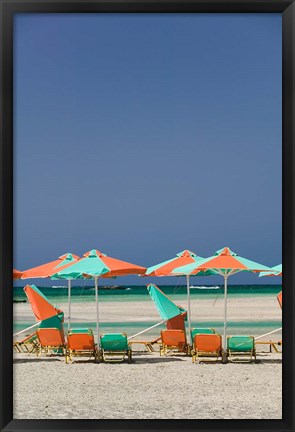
[100,333,132,363]
[227,336,256,363]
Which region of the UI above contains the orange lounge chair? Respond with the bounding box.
[255,292,282,353]
[191,327,216,344]
[36,327,66,356]
[129,337,161,353]
[66,329,99,363]
[13,332,39,354]
[191,334,222,363]
[35,313,66,356]
[254,339,282,353]
[159,329,188,356]
[276,293,283,349]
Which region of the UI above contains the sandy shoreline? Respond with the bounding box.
[13,294,282,419]
[14,294,282,325]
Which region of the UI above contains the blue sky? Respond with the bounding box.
[14,13,282,285]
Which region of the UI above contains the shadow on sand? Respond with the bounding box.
[13,357,63,364]
[13,352,281,365]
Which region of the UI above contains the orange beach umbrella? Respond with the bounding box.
[24,284,62,321]
[277,291,282,309]
[145,250,201,277]
[85,249,147,278]
[21,253,80,279]
[52,249,146,340]
[13,268,23,279]
[146,250,205,338]
[172,247,273,353]
[21,253,80,329]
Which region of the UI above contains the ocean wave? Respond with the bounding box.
[190,286,220,290]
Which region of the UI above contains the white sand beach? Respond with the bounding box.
[13,295,282,419]
[13,350,282,420]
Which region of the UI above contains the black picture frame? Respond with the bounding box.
[0,1,293,430]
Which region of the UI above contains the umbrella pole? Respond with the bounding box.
[13,322,40,338]
[95,276,100,343]
[186,275,192,343]
[223,273,228,362]
[255,327,282,341]
[128,320,165,340]
[67,279,71,331]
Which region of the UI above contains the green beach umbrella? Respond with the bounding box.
[52,249,146,341]
[172,247,273,354]
[147,283,186,321]
[146,250,208,340]
[259,264,282,277]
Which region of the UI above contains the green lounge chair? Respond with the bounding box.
[100,333,132,363]
[227,336,256,363]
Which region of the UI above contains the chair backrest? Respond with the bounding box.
[227,336,254,352]
[161,329,186,348]
[68,329,95,350]
[191,328,215,340]
[194,334,222,351]
[100,333,129,351]
[37,328,65,347]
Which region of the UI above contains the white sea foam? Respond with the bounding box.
[189,286,220,290]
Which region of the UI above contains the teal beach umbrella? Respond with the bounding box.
[145,250,207,340]
[259,264,282,277]
[147,283,186,321]
[21,253,80,331]
[172,247,273,354]
[52,249,146,341]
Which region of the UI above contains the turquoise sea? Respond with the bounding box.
[13,283,282,303]
[13,284,282,337]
